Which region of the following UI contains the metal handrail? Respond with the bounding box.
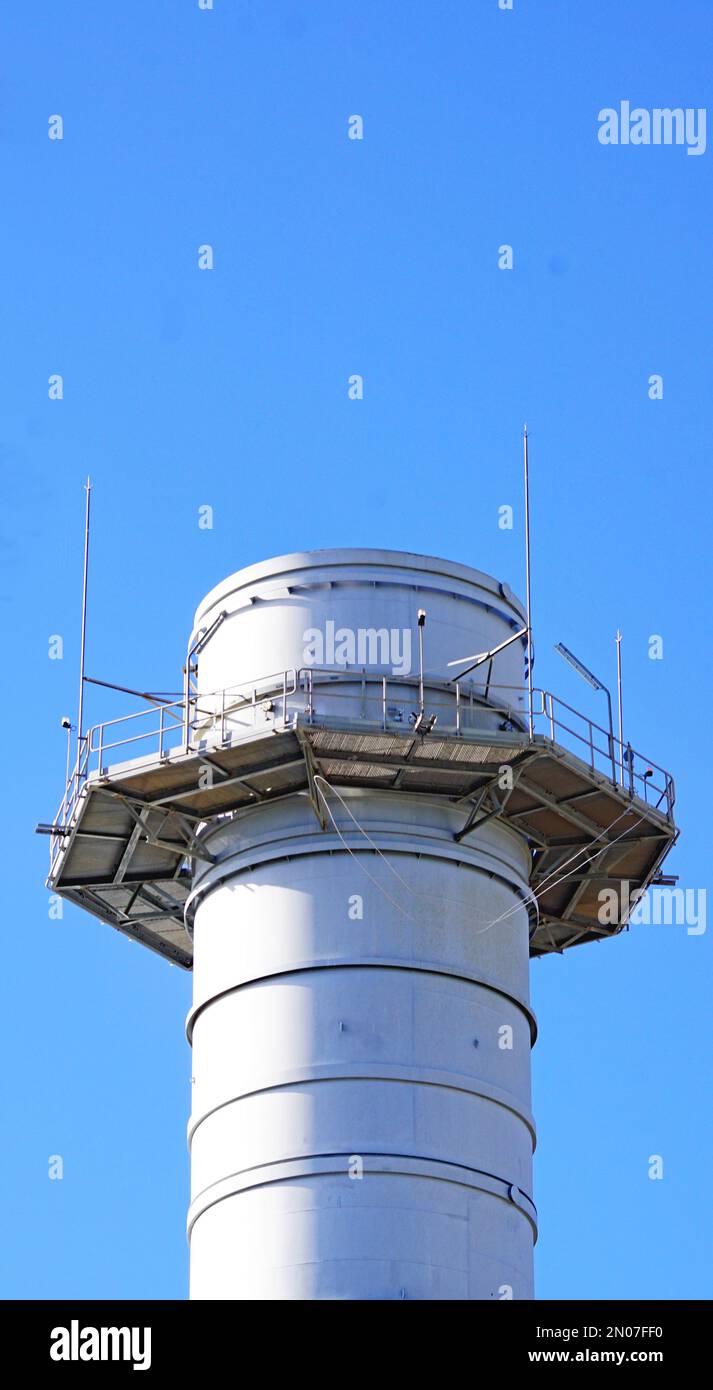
[49,665,675,869]
[538,688,674,815]
[299,667,531,730]
[293,670,673,815]
[50,668,298,846]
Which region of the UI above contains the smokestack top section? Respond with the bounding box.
[193,548,528,631]
[44,544,677,968]
[191,548,529,716]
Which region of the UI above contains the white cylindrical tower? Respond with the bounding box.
[185,550,537,1300]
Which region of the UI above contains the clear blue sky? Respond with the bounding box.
[2,0,711,1299]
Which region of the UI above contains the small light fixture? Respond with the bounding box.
[411,711,437,735]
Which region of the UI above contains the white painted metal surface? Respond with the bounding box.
[186,551,537,1300]
[191,549,528,735]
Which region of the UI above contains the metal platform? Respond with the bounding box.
[45,673,678,967]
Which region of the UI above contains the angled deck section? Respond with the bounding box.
[47,714,677,967]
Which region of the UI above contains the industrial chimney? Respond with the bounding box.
[44,548,677,1300]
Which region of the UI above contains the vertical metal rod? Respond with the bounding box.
[615,630,624,785]
[77,477,92,765]
[64,724,72,790]
[523,428,534,737]
[604,687,616,785]
[417,611,426,717]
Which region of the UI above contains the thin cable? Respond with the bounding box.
[518,802,636,901]
[314,776,414,894]
[480,808,650,938]
[315,782,417,921]
[316,774,646,942]
[532,811,648,907]
[318,772,632,920]
[314,775,537,938]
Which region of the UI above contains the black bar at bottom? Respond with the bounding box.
[0,1297,704,1375]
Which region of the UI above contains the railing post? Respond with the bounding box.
[158,706,164,759]
[456,682,460,734]
[220,687,226,744]
[382,676,387,730]
[627,743,635,799]
[588,720,595,770]
[548,693,555,741]
[308,669,314,723]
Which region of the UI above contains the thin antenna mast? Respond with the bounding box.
[523,426,534,737]
[77,477,92,763]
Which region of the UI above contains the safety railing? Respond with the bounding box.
[296,670,674,818]
[537,688,674,818]
[49,664,676,870]
[86,668,299,770]
[50,737,91,861]
[299,667,527,731]
[48,669,297,866]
